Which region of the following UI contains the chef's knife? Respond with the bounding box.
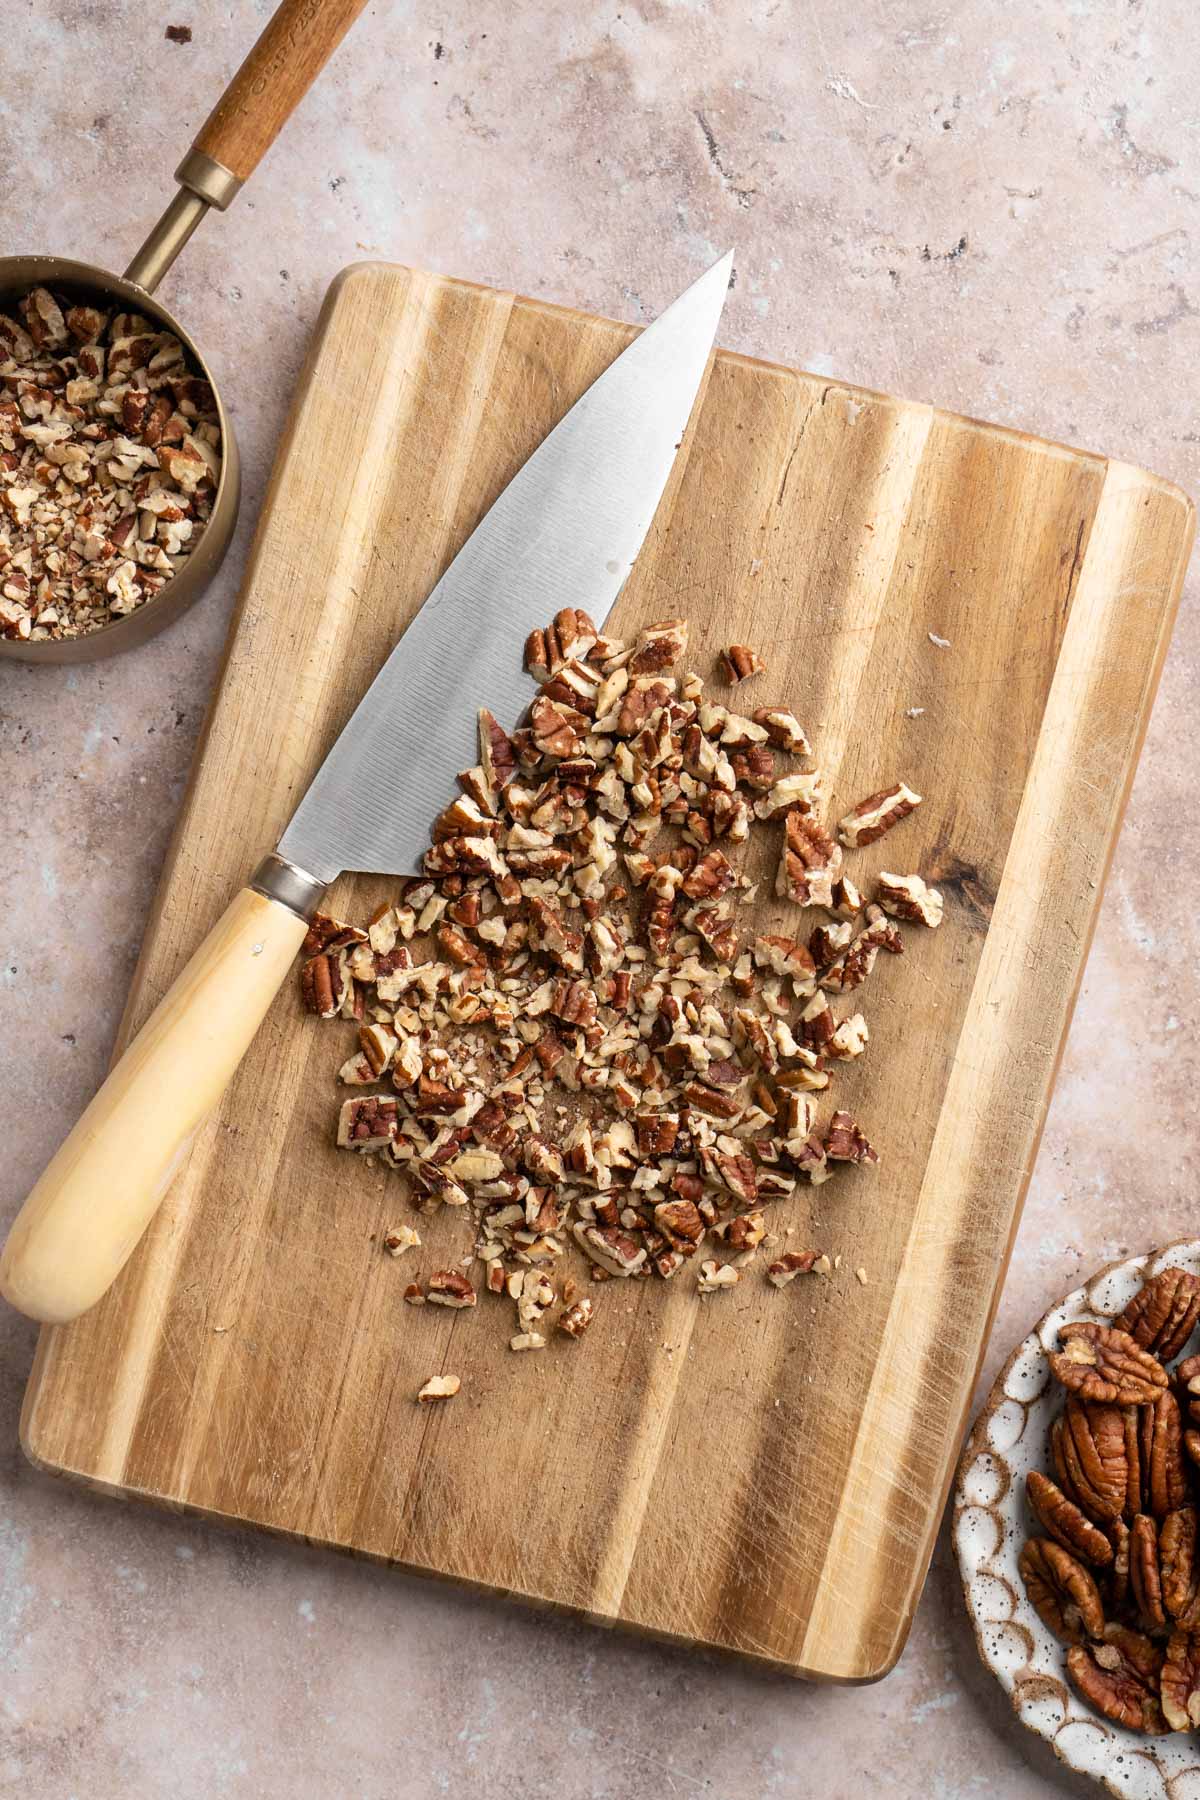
[0,253,733,1325]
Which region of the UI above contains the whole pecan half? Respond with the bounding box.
[1049,1322,1169,1407]
[1185,1430,1200,1473]
[1130,1514,1167,1633]
[1052,1399,1128,1523]
[1118,1268,1200,1363]
[1067,1625,1166,1734]
[1026,1470,1113,1568]
[1139,1391,1189,1519]
[1160,1506,1200,1623]
[1162,1625,1200,1731]
[1019,1537,1106,1646]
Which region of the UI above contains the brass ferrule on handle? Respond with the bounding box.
[123,151,244,294]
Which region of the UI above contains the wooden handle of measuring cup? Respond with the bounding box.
[193,0,372,186]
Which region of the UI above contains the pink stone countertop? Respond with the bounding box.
[2,1,1199,1793]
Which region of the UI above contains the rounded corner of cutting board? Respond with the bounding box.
[19,1376,70,1482]
[1114,458,1197,536]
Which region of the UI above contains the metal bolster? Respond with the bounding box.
[248,854,327,922]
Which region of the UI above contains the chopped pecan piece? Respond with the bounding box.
[719,643,765,683]
[616,677,673,735]
[752,933,816,990]
[1066,1627,1165,1733]
[1049,1323,1169,1407]
[820,906,902,994]
[789,1135,832,1188]
[336,1095,398,1151]
[636,1112,679,1156]
[572,1222,647,1277]
[1026,1470,1113,1568]
[710,1148,758,1203]
[1019,1536,1106,1646]
[697,1258,739,1293]
[767,1250,820,1288]
[837,781,922,848]
[757,770,822,820]
[629,617,688,673]
[776,811,842,908]
[411,1161,470,1209]
[824,1110,878,1167]
[681,848,737,900]
[530,695,587,759]
[300,952,344,1018]
[509,1331,547,1351]
[721,1210,766,1252]
[753,707,810,755]
[828,874,863,920]
[301,913,368,957]
[558,1295,595,1338]
[417,1374,461,1403]
[383,1225,422,1258]
[808,918,853,967]
[827,1014,869,1060]
[524,628,552,682]
[729,745,775,791]
[1119,1268,1200,1363]
[426,1269,477,1309]
[654,1198,705,1253]
[876,871,943,928]
[798,989,835,1050]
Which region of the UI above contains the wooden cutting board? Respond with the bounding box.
[22,264,1193,1682]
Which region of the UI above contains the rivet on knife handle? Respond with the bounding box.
[0,867,323,1325]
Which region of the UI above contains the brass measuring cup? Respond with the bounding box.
[0,0,370,667]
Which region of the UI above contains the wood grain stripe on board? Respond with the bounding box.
[798,461,1193,1681]
[589,392,936,1623]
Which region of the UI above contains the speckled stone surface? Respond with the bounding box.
[2,2,1198,1794]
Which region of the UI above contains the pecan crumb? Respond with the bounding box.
[720,643,765,683]
[417,1374,460,1402]
[384,1225,421,1257]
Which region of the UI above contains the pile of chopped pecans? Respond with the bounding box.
[1018,1269,1200,1736]
[0,286,221,641]
[299,612,944,1390]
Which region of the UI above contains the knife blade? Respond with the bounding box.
[0,253,733,1325]
[279,249,733,884]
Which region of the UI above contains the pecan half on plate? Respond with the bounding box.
[1049,1322,1169,1407]
[1018,1537,1106,1646]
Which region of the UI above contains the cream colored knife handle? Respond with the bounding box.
[0,867,320,1325]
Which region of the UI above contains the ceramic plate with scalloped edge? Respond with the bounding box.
[954,1240,1200,1799]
